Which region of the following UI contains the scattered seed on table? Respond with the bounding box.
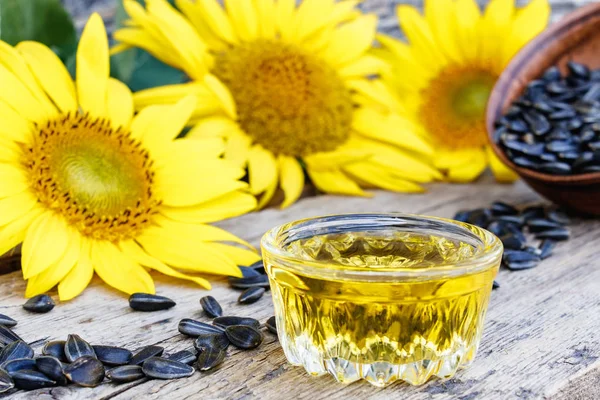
[535,228,570,241]
[228,274,270,290]
[106,365,145,383]
[492,281,500,290]
[64,356,105,387]
[490,201,519,216]
[506,260,539,271]
[225,325,263,350]
[200,296,223,318]
[0,341,33,364]
[238,287,265,305]
[526,218,564,232]
[500,234,525,250]
[179,319,225,337]
[248,260,266,275]
[129,345,164,366]
[239,266,261,278]
[166,350,197,366]
[0,314,17,328]
[0,369,13,393]
[11,370,56,391]
[93,345,133,366]
[142,357,195,380]
[2,359,37,376]
[129,293,176,312]
[36,356,68,386]
[42,340,67,362]
[539,239,557,259]
[22,294,54,314]
[194,333,229,351]
[0,326,22,347]
[65,334,96,363]
[213,316,261,330]
[503,251,541,264]
[195,347,226,371]
[547,210,571,225]
[266,316,277,335]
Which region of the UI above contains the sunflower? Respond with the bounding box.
[113,0,441,208]
[0,14,260,301]
[375,0,550,182]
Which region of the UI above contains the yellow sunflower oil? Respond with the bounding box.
[264,228,500,387]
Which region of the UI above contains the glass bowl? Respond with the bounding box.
[261,213,502,387]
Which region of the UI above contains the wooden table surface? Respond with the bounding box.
[0,176,598,399]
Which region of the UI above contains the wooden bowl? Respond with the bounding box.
[486,3,600,215]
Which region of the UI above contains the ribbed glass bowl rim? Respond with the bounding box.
[261,213,503,281]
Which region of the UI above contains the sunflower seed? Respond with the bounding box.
[490,201,519,216]
[505,260,539,271]
[213,316,261,330]
[194,333,229,351]
[195,347,226,371]
[0,369,13,393]
[582,83,600,102]
[106,365,145,383]
[526,218,564,232]
[36,356,68,386]
[543,66,561,82]
[238,287,265,305]
[495,215,525,226]
[535,228,570,241]
[539,239,556,260]
[11,370,56,390]
[129,293,176,312]
[0,341,33,364]
[524,246,543,257]
[538,162,572,175]
[239,266,261,278]
[179,319,225,337]
[500,234,525,250]
[0,326,22,347]
[200,296,223,318]
[547,210,571,225]
[142,357,194,380]
[582,165,600,173]
[225,325,263,350]
[93,345,133,366]
[512,156,538,168]
[228,274,269,290]
[65,334,96,362]
[166,350,197,366]
[546,141,578,153]
[503,251,541,264]
[0,314,17,328]
[485,221,508,237]
[453,210,470,223]
[266,316,277,335]
[505,224,527,243]
[508,119,528,133]
[492,281,500,290]
[23,294,55,313]
[42,340,67,362]
[1,358,37,376]
[129,345,164,366]
[64,356,105,387]
[567,61,590,79]
[248,260,266,275]
[522,206,545,221]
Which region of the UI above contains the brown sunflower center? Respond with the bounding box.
[419,66,497,150]
[212,40,354,157]
[24,112,159,241]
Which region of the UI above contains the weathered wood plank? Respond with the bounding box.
[0,176,598,399]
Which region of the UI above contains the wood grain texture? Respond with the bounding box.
[0,176,598,399]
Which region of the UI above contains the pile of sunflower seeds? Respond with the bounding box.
[494,61,600,175]
[454,201,570,281]
[228,260,270,305]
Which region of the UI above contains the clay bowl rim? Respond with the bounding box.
[486,2,600,186]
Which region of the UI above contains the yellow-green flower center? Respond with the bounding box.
[212,40,354,157]
[419,67,497,150]
[24,113,159,241]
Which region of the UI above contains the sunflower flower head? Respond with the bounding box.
[376,0,550,182]
[114,0,442,208]
[0,14,259,300]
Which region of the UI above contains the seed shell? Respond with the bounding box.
[503,251,541,264]
[526,218,564,233]
[23,294,55,314]
[195,347,226,371]
[505,260,539,271]
[11,370,56,391]
[0,314,17,328]
[535,227,570,241]
[36,356,68,386]
[539,239,557,259]
[200,296,223,318]
[228,274,270,290]
[266,316,277,335]
[64,356,105,387]
[492,281,500,290]
[179,319,225,337]
[500,234,525,250]
[0,341,33,364]
[129,345,164,366]
[225,325,263,350]
[129,293,176,312]
[93,345,133,366]
[1,358,37,376]
[213,316,261,330]
[142,357,195,380]
[238,287,265,305]
[248,260,266,275]
[0,369,13,393]
[239,266,261,278]
[0,326,22,347]
[106,365,145,383]
[65,334,96,362]
[194,333,229,351]
[166,350,197,366]
[42,340,67,362]
[490,201,519,216]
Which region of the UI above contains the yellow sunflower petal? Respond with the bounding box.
[120,240,211,289]
[154,137,225,168]
[226,0,259,40]
[306,167,369,197]
[16,41,77,113]
[503,0,550,66]
[445,148,488,183]
[0,191,37,226]
[0,64,52,122]
[278,155,304,209]
[58,237,94,301]
[26,229,80,298]
[160,191,257,223]
[106,78,134,129]
[424,0,461,62]
[257,172,279,209]
[77,13,110,118]
[293,0,334,41]
[0,99,32,143]
[275,0,297,41]
[0,208,42,258]
[323,14,377,66]
[223,131,252,168]
[185,115,240,138]
[209,243,261,266]
[396,5,445,66]
[486,146,519,183]
[338,55,385,78]
[22,212,70,279]
[0,139,21,163]
[248,145,278,195]
[195,0,238,44]
[254,0,276,39]
[0,164,29,199]
[454,0,481,60]
[140,96,196,154]
[203,74,237,119]
[344,163,425,193]
[91,240,155,295]
[176,0,226,50]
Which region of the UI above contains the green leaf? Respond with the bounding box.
[0,0,76,61]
